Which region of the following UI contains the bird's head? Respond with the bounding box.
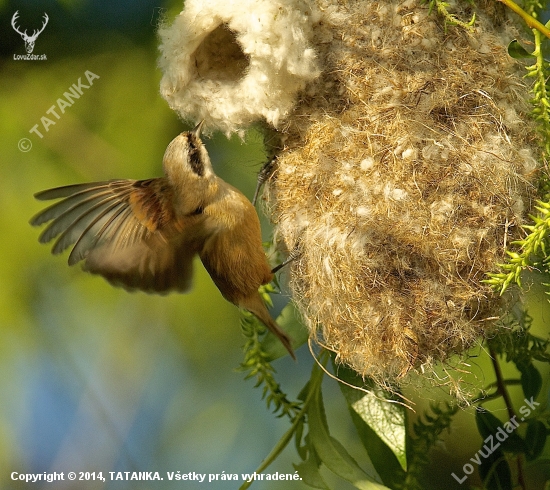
[163,120,215,185]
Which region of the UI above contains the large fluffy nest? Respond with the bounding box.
[266,0,539,390]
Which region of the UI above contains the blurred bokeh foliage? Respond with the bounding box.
[1,1,550,490]
[0,1,317,489]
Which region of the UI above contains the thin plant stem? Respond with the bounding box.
[498,0,550,38]
[488,346,526,490]
[239,351,328,490]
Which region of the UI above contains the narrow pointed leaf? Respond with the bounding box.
[475,409,527,454]
[336,363,407,480]
[517,362,542,400]
[308,386,389,489]
[294,444,330,489]
[525,420,547,461]
[479,448,512,490]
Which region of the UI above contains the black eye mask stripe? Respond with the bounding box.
[187,135,204,177]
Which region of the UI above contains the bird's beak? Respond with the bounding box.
[192,120,205,138]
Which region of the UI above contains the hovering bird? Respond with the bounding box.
[30,121,295,358]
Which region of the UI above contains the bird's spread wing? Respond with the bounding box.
[31,179,202,293]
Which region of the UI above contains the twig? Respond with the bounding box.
[488,346,526,490]
[497,0,550,39]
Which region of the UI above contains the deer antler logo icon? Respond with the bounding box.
[11,11,49,54]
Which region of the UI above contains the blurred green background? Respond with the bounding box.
[0,1,549,489]
[0,1,343,489]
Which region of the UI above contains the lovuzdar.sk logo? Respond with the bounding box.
[12,10,48,61]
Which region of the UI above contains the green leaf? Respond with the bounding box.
[508,40,535,59]
[525,420,547,461]
[475,409,527,454]
[294,443,330,489]
[261,302,309,360]
[295,417,308,460]
[517,362,543,400]
[479,448,512,490]
[348,410,406,489]
[307,385,390,490]
[298,380,311,402]
[336,364,407,482]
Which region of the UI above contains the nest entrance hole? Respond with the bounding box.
[192,24,250,83]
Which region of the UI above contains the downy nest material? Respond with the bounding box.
[158,0,320,135]
[158,0,539,390]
